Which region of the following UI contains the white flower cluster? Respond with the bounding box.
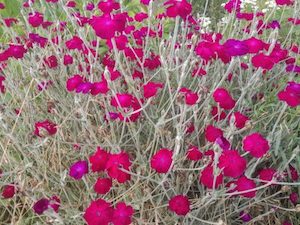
[241,0,259,10]
[262,0,280,13]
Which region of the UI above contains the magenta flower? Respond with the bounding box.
[33,198,49,215]
[218,150,246,178]
[2,184,16,199]
[278,81,300,107]
[34,120,57,137]
[205,125,223,142]
[105,151,131,183]
[229,111,249,129]
[289,192,299,205]
[164,0,192,19]
[75,82,93,94]
[143,82,164,99]
[150,148,173,173]
[44,55,58,68]
[223,39,249,56]
[186,146,203,161]
[111,93,134,108]
[0,75,5,93]
[91,80,109,95]
[275,0,294,6]
[28,12,44,27]
[84,199,114,225]
[211,106,226,121]
[63,54,73,65]
[65,36,84,51]
[243,37,265,54]
[235,176,256,198]
[94,178,112,194]
[69,160,89,180]
[168,195,190,216]
[251,53,275,70]
[239,211,252,222]
[89,147,110,172]
[213,88,236,110]
[112,202,134,225]
[258,168,277,182]
[199,165,223,189]
[66,74,84,92]
[243,133,270,158]
[7,44,27,59]
[86,2,95,11]
[97,0,120,14]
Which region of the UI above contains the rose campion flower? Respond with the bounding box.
[69,160,89,180]
[164,0,192,19]
[278,81,300,107]
[243,133,270,158]
[2,184,16,199]
[84,199,114,225]
[65,36,84,51]
[186,146,203,161]
[168,195,190,216]
[0,76,5,93]
[211,106,226,121]
[205,125,223,142]
[94,178,112,194]
[7,44,27,59]
[63,54,73,65]
[66,74,84,92]
[44,55,58,68]
[91,80,109,95]
[112,202,134,225]
[97,0,120,14]
[243,37,265,54]
[150,148,173,173]
[218,150,246,178]
[213,88,236,110]
[258,168,277,182]
[276,0,294,6]
[223,39,249,56]
[229,111,249,129]
[105,151,131,183]
[240,211,252,222]
[251,53,275,70]
[289,192,299,205]
[34,120,57,137]
[33,196,61,215]
[143,82,164,99]
[235,176,256,198]
[28,12,44,27]
[89,147,111,172]
[199,165,223,189]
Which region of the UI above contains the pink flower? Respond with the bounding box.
[235,176,256,198]
[213,88,236,110]
[66,74,84,92]
[69,160,89,180]
[215,136,231,151]
[84,199,114,225]
[199,165,223,189]
[0,75,5,93]
[289,192,298,205]
[164,0,192,19]
[112,202,134,225]
[150,148,173,173]
[0,3,5,9]
[28,12,44,27]
[2,184,16,199]
[251,53,275,70]
[44,55,58,68]
[218,150,246,178]
[75,82,93,94]
[89,147,110,172]
[33,198,49,214]
[278,81,300,107]
[224,0,241,13]
[186,146,203,161]
[258,168,276,182]
[65,36,84,50]
[90,14,126,39]
[239,211,252,222]
[229,111,249,129]
[243,133,270,158]
[111,93,134,108]
[7,44,27,59]
[223,39,249,56]
[106,35,128,50]
[91,80,109,95]
[86,2,95,11]
[49,195,60,212]
[66,0,76,7]
[34,120,57,137]
[143,82,164,98]
[205,125,223,142]
[134,12,148,22]
[106,151,131,183]
[288,165,299,181]
[94,178,112,194]
[97,0,120,14]
[243,37,265,54]
[275,0,294,6]
[63,54,73,65]
[168,195,190,216]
